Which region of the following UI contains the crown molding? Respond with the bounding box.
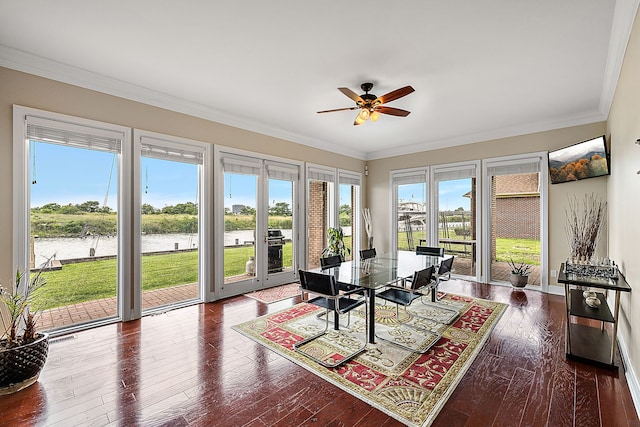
[365,110,607,160]
[599,0,640,115]
[0,45,368,160]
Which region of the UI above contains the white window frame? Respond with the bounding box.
[481,152,548,290]
[430,160,481,281]
[390,167,429,252]
[133,129,213,313]
[214,146,303,298]
[13,105,133,324]
[338,169,363,259]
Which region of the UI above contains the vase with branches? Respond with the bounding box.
[565,194,607,263]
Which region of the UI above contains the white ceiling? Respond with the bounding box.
[0,1,638,160]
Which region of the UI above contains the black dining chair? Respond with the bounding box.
[295,270,367,367]
[374,266,441,353]
[302,255,343,301]
[432,255,455,301]
[416,246,444,256]
[359,248,377,260]
[320,254,342,269]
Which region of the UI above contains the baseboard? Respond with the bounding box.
[618,332,640,418]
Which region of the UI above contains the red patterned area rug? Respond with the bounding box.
[244,283,300,303]
[233,293,507,426]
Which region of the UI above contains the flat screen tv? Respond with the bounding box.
[548,135,610,184]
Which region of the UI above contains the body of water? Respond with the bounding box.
[33,230,296,264]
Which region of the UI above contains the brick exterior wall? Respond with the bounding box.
[495,196,540,239]
[495,173,539,193]
[307,181,327,268]
[490,173,540,260]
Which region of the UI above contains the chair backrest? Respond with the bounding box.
[320,255,342,269]
[416,246,444,257]
[359,248,377,260]
[438,256,455,275]
[410,265,435,290]
[299,270,338,296]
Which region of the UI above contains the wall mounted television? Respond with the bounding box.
[548,135,610,184]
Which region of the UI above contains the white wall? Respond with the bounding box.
[607,5,640,402]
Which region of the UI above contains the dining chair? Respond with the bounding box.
[432,255,455,301]
[359,248,377,259]
[295,270,367,367]
[320,254,342,269]
[416,246,444,256]
[303,254,344,301]
[374,266,441,353]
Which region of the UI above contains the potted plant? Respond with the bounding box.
[0,263,50,395]
[508,258,531,288]
[322,227,351,261]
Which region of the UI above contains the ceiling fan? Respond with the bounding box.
[317,82,415,126]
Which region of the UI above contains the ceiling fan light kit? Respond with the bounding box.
[318,82,414,126]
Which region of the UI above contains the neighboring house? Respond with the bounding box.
[493,173,540,240]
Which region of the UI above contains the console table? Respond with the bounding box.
[558,263,631,370]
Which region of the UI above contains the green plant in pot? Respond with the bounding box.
[508,258,531,288]
[322,227,351,261]
[0,263,50,395]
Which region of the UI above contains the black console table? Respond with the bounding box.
[558,263,631,370]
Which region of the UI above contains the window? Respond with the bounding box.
[134,131,210,313]
[391,168,428,252]
[14,106,132,330]
[482,154,548,289]
[431,162,479,278]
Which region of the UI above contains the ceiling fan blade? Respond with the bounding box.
[375,86,415,105]
[338,87,364,104]
[317,106,359,114]
[375,106,411,117]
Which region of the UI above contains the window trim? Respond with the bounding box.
[390,167,429,253]
[133,129,212,314]
[481,152,548,290]
[13,105,132,324]
[430,160,481,281]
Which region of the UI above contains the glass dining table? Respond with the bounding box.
[310,251,448,344]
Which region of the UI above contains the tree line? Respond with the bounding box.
[33,201,199,215]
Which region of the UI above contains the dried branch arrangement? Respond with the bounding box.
[362,208,373,249]
[565,193,607,262]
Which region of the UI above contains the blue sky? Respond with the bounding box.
[398,179,471,211]
[31,142,199,210]
[30,141,470,212]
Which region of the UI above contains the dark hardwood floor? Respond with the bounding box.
[1,281,638,426]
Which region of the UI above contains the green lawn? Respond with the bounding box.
[34,243,294,310]
[397,231,539,264]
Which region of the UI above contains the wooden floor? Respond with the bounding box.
[2,281,638,426]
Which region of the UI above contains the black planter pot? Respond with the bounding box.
[0,333,49,394]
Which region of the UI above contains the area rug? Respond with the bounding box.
[232,293,507,426]
[243,282,300,303]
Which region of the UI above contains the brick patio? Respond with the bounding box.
[36,283,199,331]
